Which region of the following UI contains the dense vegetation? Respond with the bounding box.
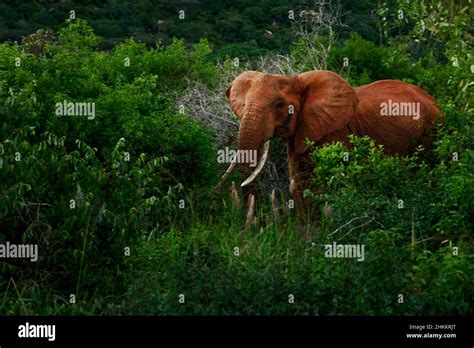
[0,0,380,58]
[0,1,472,315]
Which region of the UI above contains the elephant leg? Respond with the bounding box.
[288,153,312,236]
[289,168,305,217]
[298,155,318,220]
[288,148,320,236]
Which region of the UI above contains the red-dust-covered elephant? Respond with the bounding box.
[221,70,443,218]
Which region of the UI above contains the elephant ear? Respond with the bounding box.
[226,71,264,118]
[294,71,358,153]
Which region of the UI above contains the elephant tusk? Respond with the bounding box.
[218,151,238,185]
[241,140,270,187]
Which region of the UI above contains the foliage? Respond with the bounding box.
[0,20,218,306]
[309,134,472,242]
[0,1,380,59]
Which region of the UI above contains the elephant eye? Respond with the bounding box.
[275,101,285,111]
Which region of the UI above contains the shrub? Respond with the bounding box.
[0,20,219,305]
[308,134,472,243]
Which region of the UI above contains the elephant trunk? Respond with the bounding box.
[219,109,271,188]
[237,111,270,187]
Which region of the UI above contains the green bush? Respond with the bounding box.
[308,134,472,242]
[0,19,219,308]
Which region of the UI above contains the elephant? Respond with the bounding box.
[221,70,443,220]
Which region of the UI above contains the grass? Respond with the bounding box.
[2,204,471,316]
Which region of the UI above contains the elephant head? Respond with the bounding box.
[222,70,359,187]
